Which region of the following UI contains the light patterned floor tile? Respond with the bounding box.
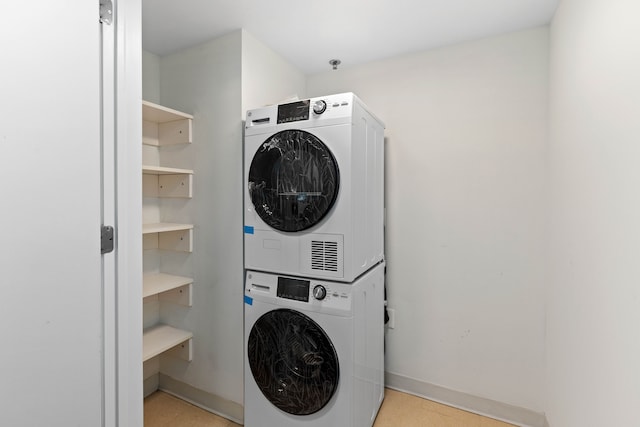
[144,388,516,427]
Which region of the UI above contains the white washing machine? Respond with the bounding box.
[243,262,385,427]
[244,93,385,282]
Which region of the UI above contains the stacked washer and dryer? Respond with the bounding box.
[243,93,386,427]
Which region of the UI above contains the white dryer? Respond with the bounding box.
[244,93,385,282]
[243,262,385,427]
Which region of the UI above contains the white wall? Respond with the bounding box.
[308,27,548,412]
[241,30,306,113]
[142,50,160,103]
[157,31,245,407]
[142,30,306,418]
[546,0,640,425]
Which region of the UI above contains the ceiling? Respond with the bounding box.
[142,0,559,75]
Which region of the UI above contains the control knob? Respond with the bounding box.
[312,100,327,115]
[313,285,327,300]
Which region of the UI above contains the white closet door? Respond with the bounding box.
[0,2,106,425]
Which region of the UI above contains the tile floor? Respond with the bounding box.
[144,389,515,427]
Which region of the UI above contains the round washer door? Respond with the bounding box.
[248,129,339,232]
[247,308,340,415]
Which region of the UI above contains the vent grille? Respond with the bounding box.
[311,241,338,272]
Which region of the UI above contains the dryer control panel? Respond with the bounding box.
[246,270,354,315]
[277,100,310,124]
[245,93,356,134]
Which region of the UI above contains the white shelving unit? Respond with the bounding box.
[142,101,194,392]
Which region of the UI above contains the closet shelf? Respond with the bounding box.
[143,100,193,122]
[143,165,194,175]
[143,324,193,362]
[143,223,193,234]
[143,169,193,198]
[143,100,193,146]
[143,224,193,253]
[143,273,193,298]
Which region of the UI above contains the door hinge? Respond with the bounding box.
[100,0,113,25]
[101,225,115,254]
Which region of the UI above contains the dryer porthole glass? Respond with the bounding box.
[248,129,339,232]
[247,308,340,415]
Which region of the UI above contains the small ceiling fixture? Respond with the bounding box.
[329,59,341,70]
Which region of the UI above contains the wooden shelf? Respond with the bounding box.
[143,100,193,123]
[143,169,193,198]
[143,324,193,362]
[144,273,193,306]
[143,101,193,147]
[143,165,194,175]
[143,273,193,297]
[143,223,193,252]
[143,223,193,234]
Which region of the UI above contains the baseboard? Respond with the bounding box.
[143,374,159,398]
[385,372,548,427]
[158,374,244,424]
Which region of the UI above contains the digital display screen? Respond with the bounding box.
[277,277,310,302]
[277,100,310,124]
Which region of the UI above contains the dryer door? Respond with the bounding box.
[247,308,340,415]
[248,129,339,232]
